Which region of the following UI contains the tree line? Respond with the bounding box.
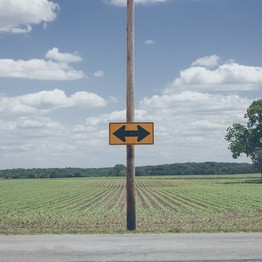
[0,162,259,179]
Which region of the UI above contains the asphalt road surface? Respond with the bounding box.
[0,233,262,262]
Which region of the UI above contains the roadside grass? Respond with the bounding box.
[0,174,261,234]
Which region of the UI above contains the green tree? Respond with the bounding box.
[254,149,262,177]
[111,164,126,177]
[225,99,262,180]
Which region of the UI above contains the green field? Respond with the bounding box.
[0,174,261,234]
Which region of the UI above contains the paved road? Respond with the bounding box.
[0,233,262,262]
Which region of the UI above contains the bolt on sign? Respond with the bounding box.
[109,122,154,145]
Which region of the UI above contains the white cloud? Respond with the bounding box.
[141,91,250,116]
[0,90,252,168]
[191,55,220,68]
[105,0,169,7]
[94,70,105,77]
[0,114,68,167]
[0,48,85,80]
[70,91,107,107]
[0,89,107,115]
[64,88,252,166]
[145,40,155,45]
[82,109,147,128]
[0,54,257,168]
[45,47,82,63]
[139,91,252,163]
[16,116,61,129]
[0,0,59,34]
[165,57,262,93]
[9,25,32,34]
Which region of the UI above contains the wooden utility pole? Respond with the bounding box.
[126,0,136,231]
[109,0,153,230]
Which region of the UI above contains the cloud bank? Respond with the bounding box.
[0,55,259,167]
[0,89,107,115]
[0,48,85,80]
[165,55,262,93]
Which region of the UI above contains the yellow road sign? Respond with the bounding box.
[109,122,154,145]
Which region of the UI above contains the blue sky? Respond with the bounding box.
[0,0,261,169]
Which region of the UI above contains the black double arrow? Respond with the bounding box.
[113,125,150,143]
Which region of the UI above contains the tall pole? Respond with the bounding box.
[126,0,136,231]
